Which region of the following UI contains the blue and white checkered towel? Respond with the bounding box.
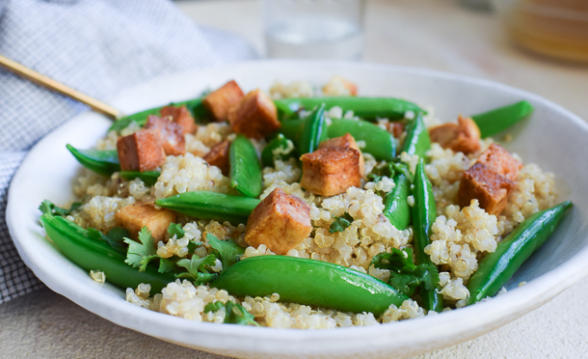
[0,0,257,303]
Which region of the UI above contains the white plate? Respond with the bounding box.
[6,61,588,359]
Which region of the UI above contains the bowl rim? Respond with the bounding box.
[6,60,588,356]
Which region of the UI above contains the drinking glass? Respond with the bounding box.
[263,0,365,60]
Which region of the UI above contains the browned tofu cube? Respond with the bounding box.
[145,115,186,156]
[429,116,480,154]
[318,133,365,176]
[228,89,281,139]
[117,129,165,172]
[203,80,244,122]
[244,188,312,254]
[160,105,197,134]
[477,143,522,182]
[203,139,231,175]
[429,122,459,147]
[458,162,514,215]
[115,203,176,242]
[300,135,363,197]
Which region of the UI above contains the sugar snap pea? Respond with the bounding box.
[327,118,396,160]
[467,201,572,304]
[230,135,262,197]
[261,134,293,167]
[119,170,160,186]
[109,96,207,132]
[274,97,424,121]
[402,113,430,157]
[66,144,120,175]
[471,100,534,138]
[41,213,173,293]
[412,158,443,312]
[213,255,407,315]
[279,117,305,146]
[383,173,410,230]
[382,114,430,231]
[298,104,326,154]
[155,191,260,224]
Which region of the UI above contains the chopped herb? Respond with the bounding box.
[204,301,225,313]
[367,173,382,183]
[206,233,244,268]
[329,213,354,233]
[367,161,412,185]
[187,240,202,255]
[157,258,177,274]
[167,223,185,239]
[176,253,218,284]
[372,247,440,298]
[204,301,258,326]
[87,226,128,254]
[39,200,81,216]
[123,227,158,271]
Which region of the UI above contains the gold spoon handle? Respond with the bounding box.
[0,55,120,120]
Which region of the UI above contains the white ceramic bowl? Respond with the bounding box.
[6,61,588,359]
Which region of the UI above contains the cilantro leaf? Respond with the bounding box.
[367,161,412,185]
[367,173,382,183]
[86,227,128,255]
[206,233,244,268]
[329,213,354,233]
[388,272,423,297]
[39,200,81,216]
[158,258,177,274]
[167,223,185,239]
[372,248,440,299]
[123,227,157,271]
[372,247,417,273]
[176,253,218,284]
[187,240,202,255]
[204,301,258,326]
[224,301,258,326]
[204,301,224,313]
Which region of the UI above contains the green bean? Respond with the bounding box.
[109,97,207,132]
[155,191,260,224]
[299,104,326,154]
[119,170,160,186]
[41,214,173,293]
[412,158,443,312]
[229,135,262,197]
[213,255,407,315]
[274,97,424,121]
[402,113,430,157]
[471,100,534,138]
[383,173,410,230]
[467,201,572,304]
[66,144,119,175]
[327,118,397,160]
[261,134,293,167]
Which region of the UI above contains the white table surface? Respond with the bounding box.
[2,1,587,358]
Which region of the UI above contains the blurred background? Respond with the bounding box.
[176,0,587,119]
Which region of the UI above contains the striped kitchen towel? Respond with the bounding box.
[0,0,256,303]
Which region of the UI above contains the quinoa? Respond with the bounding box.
[61,79,560,329]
